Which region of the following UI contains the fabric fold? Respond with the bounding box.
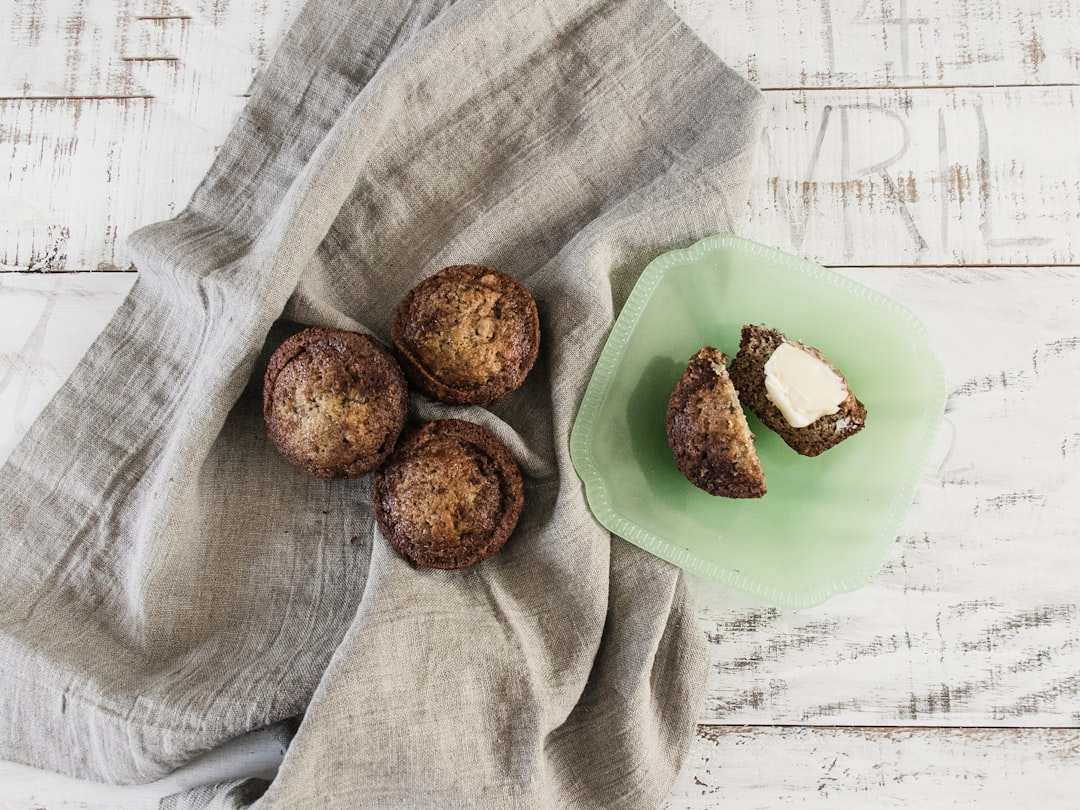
[0,0,763,805]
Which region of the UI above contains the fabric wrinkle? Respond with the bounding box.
[0,0,763,804]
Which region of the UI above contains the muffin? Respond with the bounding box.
[372,419,524,569]
[390,264,540,405]
[666,346,766,498]
[263,327,408,479]
[728,324,866,457]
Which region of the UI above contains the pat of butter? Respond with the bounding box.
[763,342,846,428]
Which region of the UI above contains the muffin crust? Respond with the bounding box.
[372,419,524,569]
[666,346,766,498]
[391,264,540,405]
[264,327,407,479]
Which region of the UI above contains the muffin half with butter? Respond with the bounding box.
[372,419,524,569]
[264,327,408,479]
[728,324,866,457]
[391,264,540,405]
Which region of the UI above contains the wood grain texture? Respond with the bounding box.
[0,97,240,272]
[4,1,1080,271]
[672,0,1080,89]
[1,1,302,271]
[4,86,1077,271]
[746,87,1080,267]
[667,726,1080,807]
[6,1,1077,98]
[1,0,304,100]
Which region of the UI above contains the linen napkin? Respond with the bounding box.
[0,0,763,806]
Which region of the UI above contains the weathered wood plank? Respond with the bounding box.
[5,1,1079,99]
[694,264,1080,726]
[4,86,1076,271]
[744,86,1080,267]
[667,725,1080,808]
[1,0,303,100]
[0,95,242,271]
[672,0,1080,89]
[5,3,1077,271]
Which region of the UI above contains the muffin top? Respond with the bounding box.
[390,264,540,405]
[263,327,408,479]
[666,346,766,499]
[372,419,524,569]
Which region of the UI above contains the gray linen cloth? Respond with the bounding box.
[0,0,762,806]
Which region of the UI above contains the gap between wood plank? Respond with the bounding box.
[757,83,1080,92]
[3,83,1079,104]
[8,265,1079,276]
[0,95,157,101]
[697,723,1080,731]
[827,263,1080,269]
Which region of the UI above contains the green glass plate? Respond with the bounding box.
[569,235,945,608]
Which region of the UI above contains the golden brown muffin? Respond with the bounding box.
[666,346,766,498]
[390,264,540,405]
[263,327,408,479]
[372,419,524,569]
[728,324,866,457]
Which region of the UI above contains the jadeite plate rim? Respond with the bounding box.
[568,234,947,609]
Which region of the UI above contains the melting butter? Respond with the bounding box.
[763,342,846,428]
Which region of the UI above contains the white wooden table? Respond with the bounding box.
[3,1,1079,806]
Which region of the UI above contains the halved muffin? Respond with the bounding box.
[263,327,407,479]
[390,264,540,405]
[728,324,866,457]
[666,346,766,498]
[372,419,524,569]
